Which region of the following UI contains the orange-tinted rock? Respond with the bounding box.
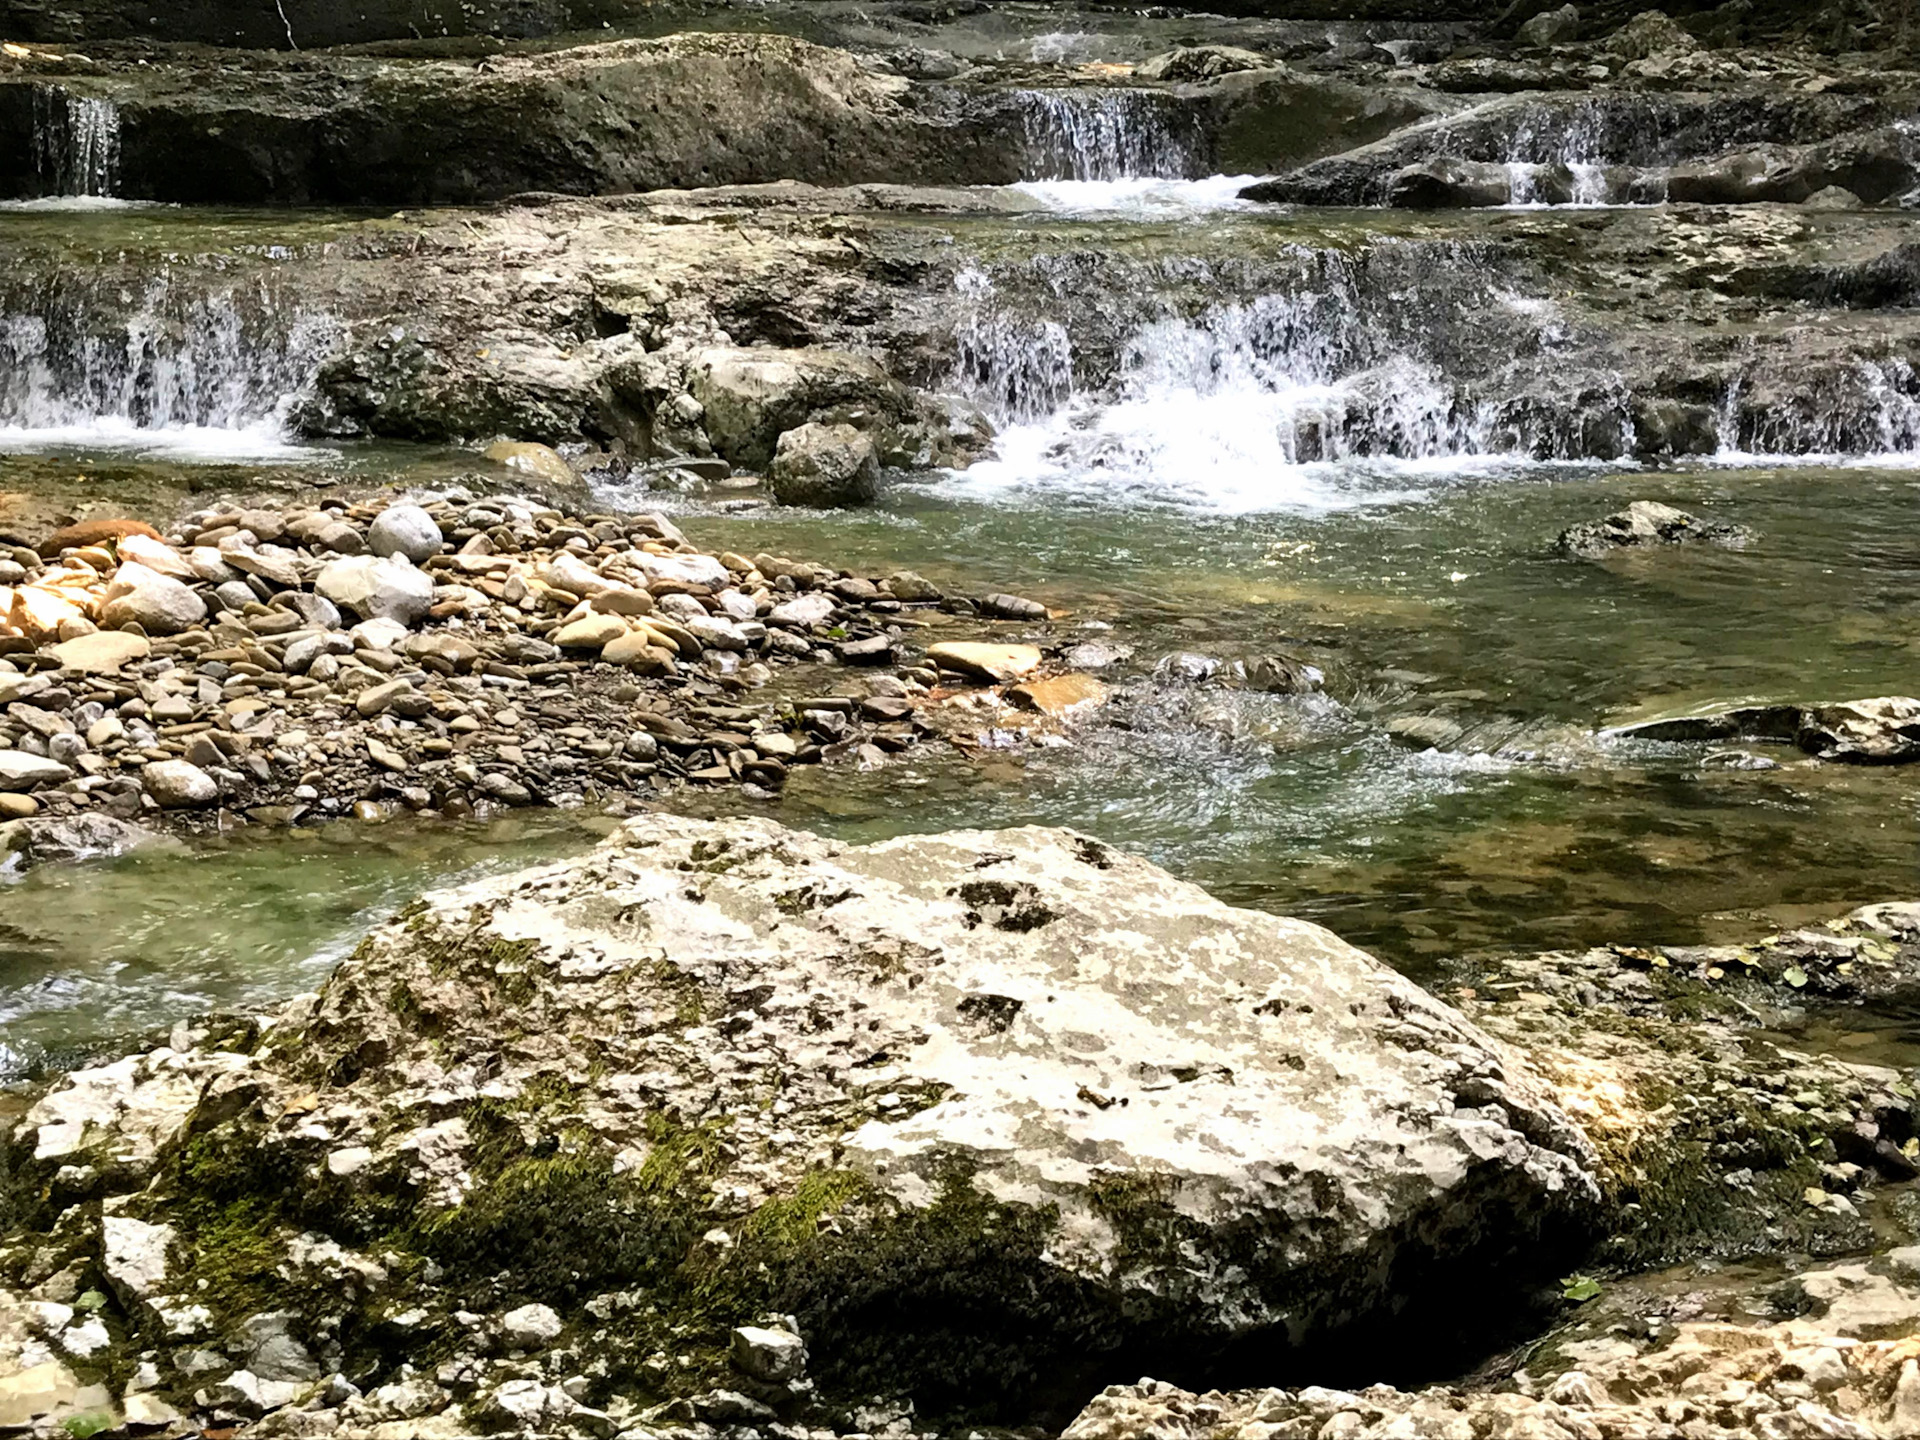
[37,518,163,559]
[1009,673,1111,718]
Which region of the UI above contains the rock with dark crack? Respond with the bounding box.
[0,817,1601,1428]
[1554,499,1751,558]
[1615,696,1920,763]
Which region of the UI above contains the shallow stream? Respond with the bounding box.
[2,183,1917,1077]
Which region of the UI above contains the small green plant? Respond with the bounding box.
[1561,1273,1602,1303]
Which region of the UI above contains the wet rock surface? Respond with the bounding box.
[1616,696,1920,763]
[1555,499,1753,557]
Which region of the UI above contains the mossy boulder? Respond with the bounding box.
[3,818,1605,1430]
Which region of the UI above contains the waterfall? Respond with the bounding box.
[945,249,1920,511]
[1017,90,1194,182]
[0,274,338,455]
[32,86,122,199]
[946,254,1575,510]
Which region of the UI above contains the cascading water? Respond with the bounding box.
[943,245,1920,509]
[0,274,339,458]
[942,253,1629,511]
[31,86,122,199]
[1017,89,1195,182]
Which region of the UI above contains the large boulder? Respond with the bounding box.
[690,347,912,472]
[62,818,1598,1423]
[768,422,881,507]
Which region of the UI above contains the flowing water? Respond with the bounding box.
[2,158,1917,1073]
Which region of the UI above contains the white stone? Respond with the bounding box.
[0,751,72,792]
[142,760,219,810]
[115,534,195,579]
[102,1215,176,1301]
[99,561,208,636]
[367,505,444,564]
[316,555,434,627]
[501,1302,564,1349]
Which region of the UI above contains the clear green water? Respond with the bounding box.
[3,451,1915,1067]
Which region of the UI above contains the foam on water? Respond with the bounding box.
[0,418,321,462]
[1011,174,1268,218]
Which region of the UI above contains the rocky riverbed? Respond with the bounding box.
[0,483,1121,850]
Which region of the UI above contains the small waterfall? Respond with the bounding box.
[1017,89,1194,182]
[32,86,121,198]
[946,253,1601,509]
[0,274,338,451]
[952,267,1075,420]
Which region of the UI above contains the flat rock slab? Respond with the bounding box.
[927,641,1042,683]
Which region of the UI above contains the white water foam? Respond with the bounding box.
[942,271,1557,513]
[0,419,319,462]
[1011,174,1267,218]
[0,196,157,214]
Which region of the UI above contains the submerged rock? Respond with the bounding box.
[1554,500,1751,558]
[1617,695,1920,763]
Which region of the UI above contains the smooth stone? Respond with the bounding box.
[601,633,674,673]
[927,641,1044,684]
[36,517,161,559]
[98,562,208,637]
[367,505,444,565]
[1009,673,1110,718]
[552,614,630,651]
[316,556,434,627]
[115,533,196,580]
[484,441,579,490]
[141,760,220,809]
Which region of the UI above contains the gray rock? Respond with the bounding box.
[730,1324,807,1382]
[316,555,434,627]
[98,562,208,636]
[142,760,220,809]
[367,505,444,565]
[17,814,155,865]
[1604,9,1701,61]
[0,751,73,791]
[1554,500,1750,558]
[500,1303,563,1349]
[1517,3,1581,45]
[692,346,911,472]
[768,422,880,508]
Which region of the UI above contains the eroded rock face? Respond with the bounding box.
[9,818,1599,1424]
